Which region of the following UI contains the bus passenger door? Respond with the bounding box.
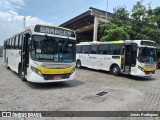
[21,33,30,79]
[122,45,132,73]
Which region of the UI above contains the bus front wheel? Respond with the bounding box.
[111,65,120,76]
[76,60,81,68]
[18,65,26,81]
[6,59,10,69]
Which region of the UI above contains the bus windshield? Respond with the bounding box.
[31,35,76,62]
[138,47,157,63]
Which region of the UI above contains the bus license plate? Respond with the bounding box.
[54,76,61,80]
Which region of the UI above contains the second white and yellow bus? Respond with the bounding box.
[76,40,157,77]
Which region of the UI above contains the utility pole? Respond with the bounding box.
[23,16,26,28]
[105,0,108,24]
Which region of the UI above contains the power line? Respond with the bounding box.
[23,16,26,28]
[105,0,108,24]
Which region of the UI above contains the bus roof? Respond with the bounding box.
[24,24,74,31]
[5,24,75,40]
[77,40,156,45]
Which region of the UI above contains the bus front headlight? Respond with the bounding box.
[71,67,75,75]
[138,66,144,71]
[31,66,43,76]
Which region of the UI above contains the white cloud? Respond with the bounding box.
[0,0,25,12]
[8,0,25,6]
[0,0,51,45]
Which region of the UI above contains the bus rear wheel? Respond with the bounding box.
[76,60,81,68]
[111,65,120,76]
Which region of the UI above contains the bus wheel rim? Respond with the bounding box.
[77,62,80,67]
[113,67,118,73]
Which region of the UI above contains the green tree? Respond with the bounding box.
[99,6,130,41]
[99,0,160,44]
[130,0,148,39]
[152,6,160,44]
[100,25,130,41]
[153,6,160,28]
[126,0,160,42]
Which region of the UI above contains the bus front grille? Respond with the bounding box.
[145,71,155,74]
[43,74,70,80]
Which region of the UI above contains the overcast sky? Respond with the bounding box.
[0,0,159,45]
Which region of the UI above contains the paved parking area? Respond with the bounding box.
[0,57,160,120]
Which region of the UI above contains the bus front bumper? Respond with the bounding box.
[131,69,156,77]
[28,71,76,83]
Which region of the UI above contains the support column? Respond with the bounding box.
[93,16,99,42]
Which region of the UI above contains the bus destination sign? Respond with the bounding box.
[34,25,75,37]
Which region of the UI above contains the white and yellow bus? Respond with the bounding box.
[76,40,157,77]
[3,24,76,83]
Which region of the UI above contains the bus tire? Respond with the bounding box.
[18,64,26,81]
[111,65,120,76]
[6,58,10,69]
[76,60,81,68]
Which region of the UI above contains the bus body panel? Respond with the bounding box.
[6,49,21,73]
[77,54,121,71]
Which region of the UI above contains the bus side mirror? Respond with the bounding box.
[28,37,32,51]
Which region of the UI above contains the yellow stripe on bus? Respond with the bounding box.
[36,66,74,75]
[142,66,156,71]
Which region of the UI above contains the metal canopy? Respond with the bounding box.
[60,7,111,32]
[60,7,112,42]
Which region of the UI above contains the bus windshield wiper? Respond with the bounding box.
[62,38,69,47]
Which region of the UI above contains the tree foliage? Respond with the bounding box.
[99,6,130,41]
[99,0,160,45]
[99,24,130,41]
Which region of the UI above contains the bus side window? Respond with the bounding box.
[12,38,14,49]
[91,45,98,54]
[13,37,16,49]
[82,45,90,54]
[19,35,22,49]
[6,40,8,49]
[8,39,10,49]
[76,46,82,53]
[3,41,5,48]
[10,38,12,49]
[109,44,121,55]
[11,38,13,49]
[15,36,19,49]
[8,40,10,49]
[98,44,109,54]
[9,38,12,49]
[13,38,15,49]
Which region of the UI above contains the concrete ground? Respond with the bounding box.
[0,57,160,120]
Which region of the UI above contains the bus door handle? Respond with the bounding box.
[19,51,21,55]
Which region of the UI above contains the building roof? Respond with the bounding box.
[60,7,112,31]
